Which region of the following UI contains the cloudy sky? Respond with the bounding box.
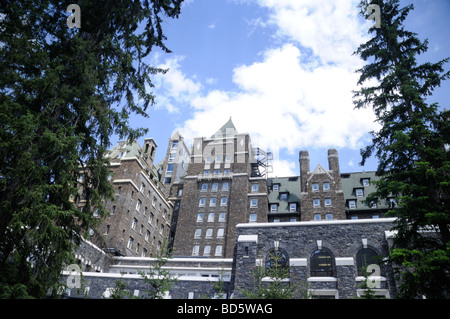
[121,0,450,177]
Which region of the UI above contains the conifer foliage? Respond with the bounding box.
[354,0,450,298]
[0,0,183,298]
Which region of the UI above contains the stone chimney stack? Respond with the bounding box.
[299,150,310,193]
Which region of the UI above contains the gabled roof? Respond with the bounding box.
[307,163,334,181]
[211,117,237,138]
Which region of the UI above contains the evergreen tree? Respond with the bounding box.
[0,0,183,298]
[353,0,450,298]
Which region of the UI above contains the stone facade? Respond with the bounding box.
[299,149,346,221]
[171,119,269,259]
[76,139,173,258]
[232,218,397,299]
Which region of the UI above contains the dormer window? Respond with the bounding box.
[355,188,364,197]
[349,200,356,209]
[280,193,288,201]
[273,184,279,191]
[362,178,370,186]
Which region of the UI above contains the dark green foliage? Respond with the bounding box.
[0,0,183,298]
[354,0,450,298]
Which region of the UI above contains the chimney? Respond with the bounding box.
[299,150,310,193]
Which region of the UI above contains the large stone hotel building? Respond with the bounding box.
[68,119,399,299]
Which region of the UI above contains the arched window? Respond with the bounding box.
[310,249,334,277]
[265,249,288,271]
[356,248,379,276]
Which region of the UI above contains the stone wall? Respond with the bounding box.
[232,218,398,299]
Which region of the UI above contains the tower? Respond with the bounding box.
[171,118,268,258]
[299,149,346,221]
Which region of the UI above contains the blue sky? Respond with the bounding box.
[119,0,450,177]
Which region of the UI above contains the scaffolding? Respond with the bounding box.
[251,147,273,177]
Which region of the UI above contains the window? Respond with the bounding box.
[159,224,164,235]
[356,248,379,276]
[140,183,145,193]
[152,197,157,207]
[177,189,183,197]
[194,229,202,238]
[219,212,226,222]
[312,183,319,192]
[215,155,222,163]
[197,213,204,222]
[362,178,370,186]
[356,188,364,197]
[280,193,288,201]
[204,170,210,176]
[136,199,142,212]
[289,203,297,212]
[225,155,231,163]
[217,228,224,238]
[270,204,278,212]
[204,245,211,256]
[325,213,333,220]
[201,183,208,192]
[214,169,220,175]
[171,141,179,149]
[290,218,297,222]
[199,198,206,207]
[209,197,217,207]
[211,183,218,192]
[323,182,330,191]
[250,198,258,208]
[205,157,212,164]
[310,249,334,277]
[314,214,321,221]
[145,230,150,241]
[349,200,356,209]
[215,245,223,256]
[208,212,215,222]
[192,245,200,256]
[127,237,134,249]
[168,153,176,162]
[206,229,213,238]
[313,198,320,207]
[131,218,138,230]
[220,197,227,206]
[251,184,259,192]
[273,184,279,191]
[166,163,174,173]
[324,198,331,206]
[265,249,288,271]
[222,182,229,191]
[149,213,154,225]
[249,214,257,223]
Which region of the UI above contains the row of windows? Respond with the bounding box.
[270,203,297,212]
[126,236,162,257]
[197,212,227,223]
[313,198,332,207]
[192,244,223,256]
[194,228,225,238]
[199,197,228,207]
[196,212,258,223]
[200,182,229,192]
[265,248,379,277]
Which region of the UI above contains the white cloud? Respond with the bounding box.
[152,56,202,113]
[257,0,370,69]
[151,0,379,175]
